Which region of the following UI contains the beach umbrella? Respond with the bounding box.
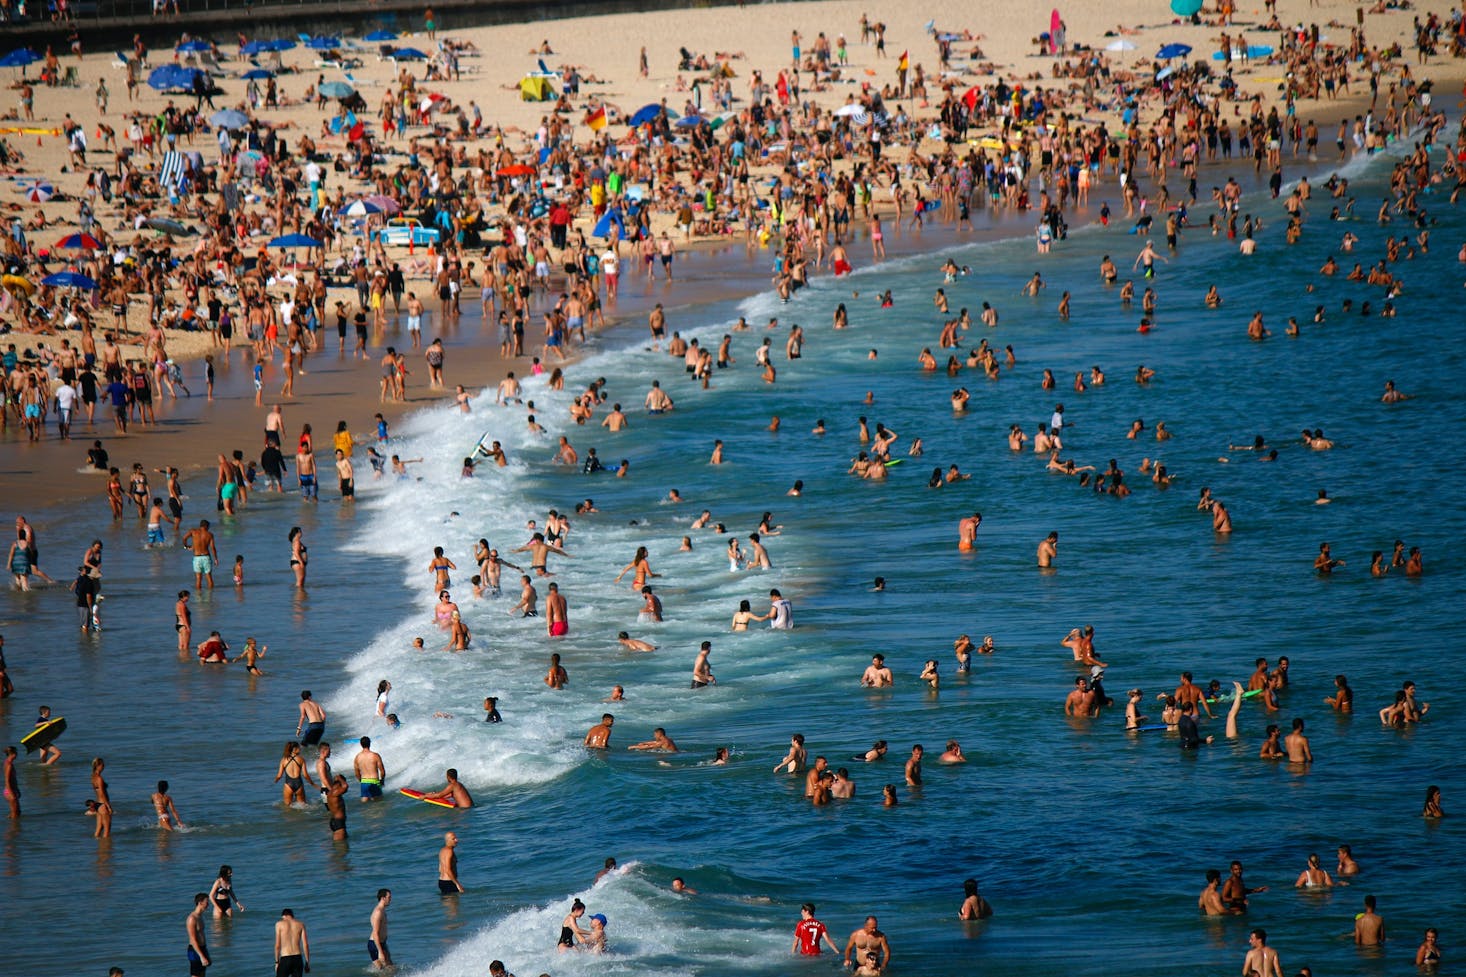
[0,48,41,69]
[148,64,204,91]
[1,273,34,295]
[145,217,195,236]
[210,108,249,130]
[265,39,297,52]
[1105,38,1137,52]
[496,164,535,177]
[1156,65,1176,80]
[54,232,102,250]
[674,115,705,129]
[241,40,272,56]
[1170,0,1204,15]
[241,67,274,80]
[24,184,54,203]
[364,194,401,214]
[304,36,342,50]
[627,103,665,127]
[833,103,866,117]
[41,271,99,289]
[319,81,355,99]
[390,47,428,61]
[364,30,398,42]
[269,233,322,248]
[177,40,212,53]
[343,199,383,217]
[1156,43,1192,59]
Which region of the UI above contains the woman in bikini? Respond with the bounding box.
[613,546,658,589]
[427,546,456,591]
[434,590,459,629]
[288,527,308,588]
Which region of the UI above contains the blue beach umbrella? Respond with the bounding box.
[210,108,249,129]
[41,271,99,289]
[389,47,428,60]
[177,40,212,53]
[305,36,342,50]
[265,39,297,52]
[318,81,355,99]
[148,64,204,91]
[364,30,398,42]
[1156,43,1193,59]
[268,234,323,248]
[241,40,272,56]
[674,115,706,129]
[241,68,274,79]
[0,47,42,69]
[627,103,665,127]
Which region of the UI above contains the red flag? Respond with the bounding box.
[585,106,607,132]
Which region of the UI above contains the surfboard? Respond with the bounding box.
[1211,689,1264,704]
[471,431,493,458]
[21,717,66,753]
[399,787,457,809]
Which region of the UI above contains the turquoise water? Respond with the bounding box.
[2,141,1463,977]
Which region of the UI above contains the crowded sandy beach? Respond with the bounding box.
[2,0,1462,975]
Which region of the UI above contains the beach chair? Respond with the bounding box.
[111,51,131,69]
[534,58,560,78]
[341,69,378,87]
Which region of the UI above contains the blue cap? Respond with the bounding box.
[589,914,608,926]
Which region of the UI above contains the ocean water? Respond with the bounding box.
[2,139,1463,977]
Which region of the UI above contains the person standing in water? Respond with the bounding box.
[368,889,393,969]
[273,908,310,977]
[438,831,464,894]
[185,893,211,977]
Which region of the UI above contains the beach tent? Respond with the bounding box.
[519,76,555,102]
[1170,0,1204,15]
[592,207,626,239]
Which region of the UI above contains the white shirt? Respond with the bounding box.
[54,383,78,410]
[305,161,323,185]
[1050,410,1064,432]
[769,598,793,629]
[601,250,618,276]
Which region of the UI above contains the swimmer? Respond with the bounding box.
[938,740,965,763]
[861,655,894,687]
[617,631,657,652]
[628,727,679,752]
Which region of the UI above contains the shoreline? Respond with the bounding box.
[4,0,1460,513]
[2,110,1429,516]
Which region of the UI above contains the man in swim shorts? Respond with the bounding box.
[182,520,218,589]
[545,582,569,637]
[186,893,211,975]
[354,736,385,801]
[438,832,463,893]
[368,889,392,968]
[273,908,310,977]
[326,774,349,840]
[297,690,327,745]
